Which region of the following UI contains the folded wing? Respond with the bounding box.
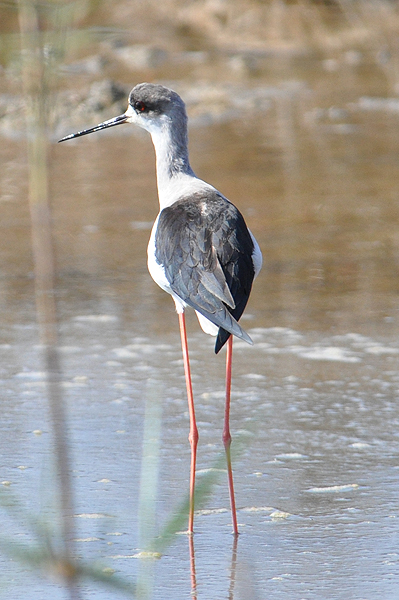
[154,190,255,353]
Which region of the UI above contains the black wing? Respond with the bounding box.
[154,190,255,353]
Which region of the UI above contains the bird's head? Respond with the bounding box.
[58,83,187,143]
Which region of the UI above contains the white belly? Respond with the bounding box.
[147,216,217,334]
[147,216,187,313]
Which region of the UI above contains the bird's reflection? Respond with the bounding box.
[188,533,239,599]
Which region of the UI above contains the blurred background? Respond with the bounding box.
[1,1,399,599]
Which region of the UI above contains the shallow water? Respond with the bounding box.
[1,36,399,600]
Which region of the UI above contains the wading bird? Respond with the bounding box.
[59,83,262,535]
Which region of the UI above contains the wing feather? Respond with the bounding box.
[154,190,256,353]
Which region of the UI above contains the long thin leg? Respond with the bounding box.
[178,312,198,534]
[223,335,239,535]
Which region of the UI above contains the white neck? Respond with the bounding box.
[147,119,213,210]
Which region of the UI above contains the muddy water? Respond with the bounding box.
[1,55,399,599]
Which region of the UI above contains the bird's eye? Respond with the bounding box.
[134,101,146,113]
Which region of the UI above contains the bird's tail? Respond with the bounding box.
[185,298,253,354]
[215,323,252,354]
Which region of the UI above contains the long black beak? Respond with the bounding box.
[58,113,128,143]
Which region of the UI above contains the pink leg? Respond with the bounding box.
[223,335,239,535]
[178,312,198,534]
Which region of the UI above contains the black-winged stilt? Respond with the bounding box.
[59,83,262,535]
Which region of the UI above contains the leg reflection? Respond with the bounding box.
[228,534,239,600]
[188,532,239,600]
[188,534,197,600]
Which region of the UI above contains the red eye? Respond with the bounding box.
[134,101,146,112]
